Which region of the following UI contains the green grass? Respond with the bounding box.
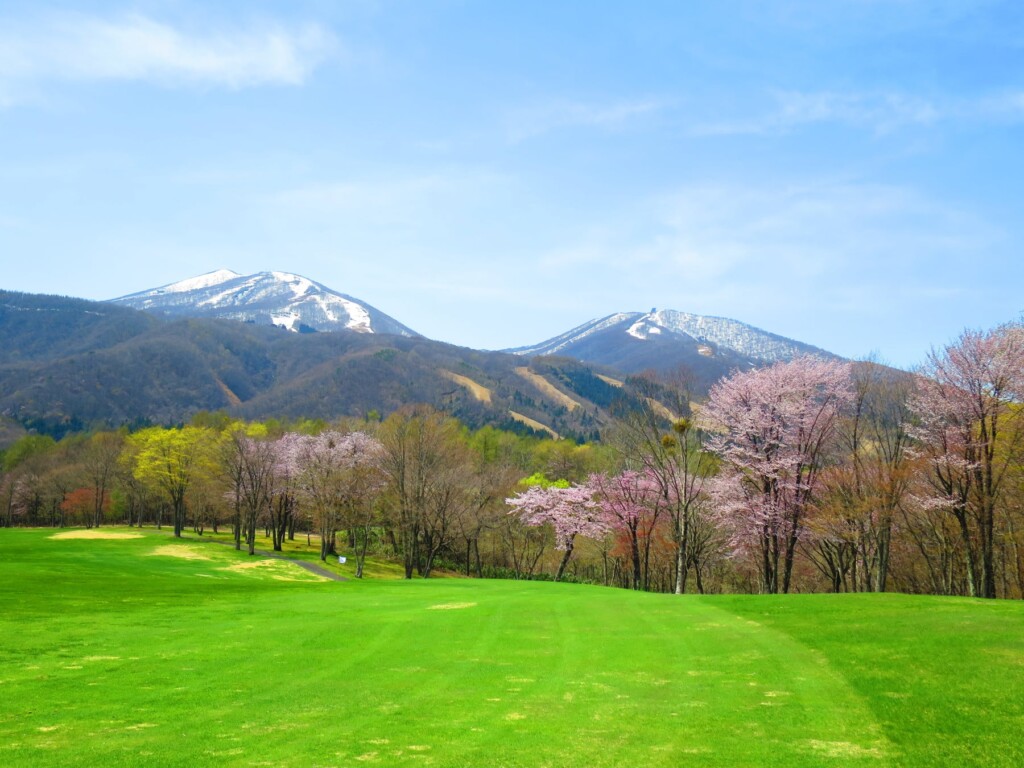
[1,528,1022,767]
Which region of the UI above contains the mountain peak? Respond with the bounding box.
[157,268,242,294]
[110,270,417,337]
[509,308,838,385]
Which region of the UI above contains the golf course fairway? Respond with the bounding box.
[1,528,1022,766]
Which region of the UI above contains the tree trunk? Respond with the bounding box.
[980,505,997,599]
[554,538,575,582]
[875,521,891,592]
[629,527,642,591]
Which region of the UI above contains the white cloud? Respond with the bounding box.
[692,87,1024,137]
[526,179,1013,363]
[506,97,666,141]
[977,90,1024,119]
[272,171,512,228]
[0,12,336,97]
[692,90,943,136]
[538,180,999,318]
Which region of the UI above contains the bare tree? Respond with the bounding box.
[81,431,124,529]
[376,406,471,579]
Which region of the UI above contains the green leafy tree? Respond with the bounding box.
[127,426,218,537]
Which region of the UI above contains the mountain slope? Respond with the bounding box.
[0,291,667,441]
[510,309,839,387]
[110,270,418,337]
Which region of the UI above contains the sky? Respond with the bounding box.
[1,0,1023,368]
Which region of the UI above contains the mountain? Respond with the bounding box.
[510,309,839,389]
[110,269,418,337]
[0,291,676,442]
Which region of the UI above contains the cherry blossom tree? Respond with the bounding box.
[589,470,665,590]
[506,482,608,581]
[222,423,277,554]
[908,323,1024,598]
[294,430,384,562]
[701,357,853,593]
[612,372,717,594]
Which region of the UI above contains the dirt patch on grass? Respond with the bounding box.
[441,370,492,403]
[149,545,212,561]
[427,602,477,610]
[49,530,143,540]
[213,375,243,407]
[508,411,559,439]
[514,367,581,411]
[805,740,884,759]
[645,397,677,422]
[220,559,329,583]
[224,559,278,571]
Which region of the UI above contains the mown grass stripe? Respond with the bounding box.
[0,528,1021,766]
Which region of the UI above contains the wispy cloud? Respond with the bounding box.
[693,90,942,136]
[272,171,512,227]
[0,12,336,100]
[506,97,666,141]
[692,87,1024,137]
[537,179,1001,339]
[977,90,1024,119]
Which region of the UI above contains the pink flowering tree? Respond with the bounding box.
[221,424,277,554]
[701,356,853,593]
[589,470,666,590]
[907,323,1024,599]
[268,432,306,552]
[293,430,385,563]
[506,481,608,581]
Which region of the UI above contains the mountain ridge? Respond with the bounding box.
[1,271,847,441]
[110,269,418,338]
[0,290,674,443]
[509,309,839,390]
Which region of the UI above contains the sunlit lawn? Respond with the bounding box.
[1,527,1022,766]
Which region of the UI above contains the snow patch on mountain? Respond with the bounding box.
[157,269,241,295]
[511,308,835,365]
[513,312,639,356]
[110,270,417,337]
[646,309,817,363]
[627,318,664,340]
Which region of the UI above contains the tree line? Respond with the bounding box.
[3,322,1024,599]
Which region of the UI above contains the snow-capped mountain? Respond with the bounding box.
[109,270,418,337]
[510,309,838,382]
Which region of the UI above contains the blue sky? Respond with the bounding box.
[1,1,1022,367]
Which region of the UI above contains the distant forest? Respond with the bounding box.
[4,320,1024,599]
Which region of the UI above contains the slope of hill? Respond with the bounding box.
[0,292,159,364]
[110,269,418,337]
[0,291,665,441]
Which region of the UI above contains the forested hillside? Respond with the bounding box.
[0,291,667,442]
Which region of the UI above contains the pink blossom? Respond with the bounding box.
[506,482,608,550]
[700,356,853,592]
